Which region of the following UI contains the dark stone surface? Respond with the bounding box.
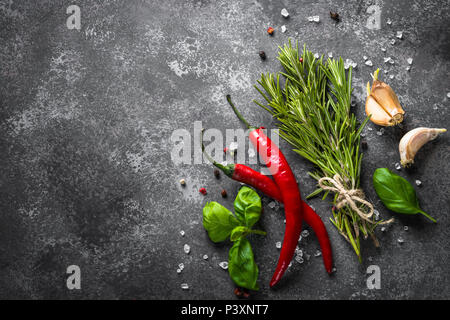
[0,0,449,299]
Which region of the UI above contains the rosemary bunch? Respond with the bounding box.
[254,40,386,261]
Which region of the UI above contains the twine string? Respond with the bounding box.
[318,174,393,224]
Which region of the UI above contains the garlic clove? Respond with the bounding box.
[365,95,393,126]
[399,127,447,166]
[370,80,405,124]
[365,69,405,126]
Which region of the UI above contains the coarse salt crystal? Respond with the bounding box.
[181,283,189,290]
[219,261,228,269]
[365,60,373,66]
[184,244,190,254]
[407,58,413,65]
[281,8,289,18]
[281,25,287,33]
[344,59,357,69]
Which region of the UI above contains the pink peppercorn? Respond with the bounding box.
[199,188,207,195]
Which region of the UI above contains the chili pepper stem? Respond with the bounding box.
[200,129,234,177]
[226,95,255,130]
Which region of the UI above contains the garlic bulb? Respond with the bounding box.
[399,127,447,166]
[365,69,405,126]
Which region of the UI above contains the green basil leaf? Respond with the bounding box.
[233,186,262,228]
[202,202,240,242]
[228,238,259,291]
[373,168,436,222]
[230,226,249,242]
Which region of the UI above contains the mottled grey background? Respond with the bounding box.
[0,0,449,300]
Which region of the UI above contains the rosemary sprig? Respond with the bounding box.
[254,40,385,261]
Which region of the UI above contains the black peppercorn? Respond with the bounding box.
[259,50,266,60]
[361,140,368,150]
[214,169,220,178]
[330,11,340,22]
[221,189,227,198]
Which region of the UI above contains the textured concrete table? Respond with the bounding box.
[0,0,449,299]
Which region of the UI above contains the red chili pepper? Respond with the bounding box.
[201,131,281,199]
[201,130,333,275]
[227,96,303,287]
[301,202,333,273]
[267,27,274,35]
[249,127,303,287]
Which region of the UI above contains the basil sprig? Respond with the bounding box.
[202,186,266,290]
[373,168,436,222]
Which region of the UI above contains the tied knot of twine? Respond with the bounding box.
[318,174,393,224]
